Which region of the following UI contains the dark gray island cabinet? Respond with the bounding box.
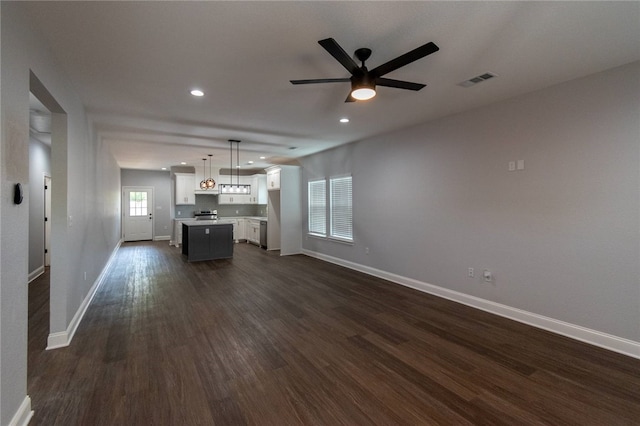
[182,221,233,261]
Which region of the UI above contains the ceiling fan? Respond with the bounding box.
[290,38,439,102]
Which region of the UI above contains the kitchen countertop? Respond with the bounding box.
[182,220,232,226]
[176,216,267,222]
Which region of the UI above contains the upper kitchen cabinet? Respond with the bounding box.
[251,174,267,204]
[266,167,281,191]
[175,173,195,205]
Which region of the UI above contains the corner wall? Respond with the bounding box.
[301,61,640,350]
[0,3,122,424]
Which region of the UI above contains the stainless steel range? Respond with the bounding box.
[194,209,218,220]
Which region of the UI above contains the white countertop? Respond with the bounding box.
[182,220,233,226]
[175,216,267,222]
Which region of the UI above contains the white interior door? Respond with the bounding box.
[44,175,51,266]
[123,186,153,241]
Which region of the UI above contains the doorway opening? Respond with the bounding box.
[28,71,67,400]
[122,186,154,241]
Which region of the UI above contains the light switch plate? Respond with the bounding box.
[517,160,525,170]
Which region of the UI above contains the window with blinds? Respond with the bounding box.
[308,179,326,236]
[330,176,353,241]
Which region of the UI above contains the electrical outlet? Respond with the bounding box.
[468,268,474,278]
[483,270,493,282]
[365,247,370,255]
[508,161,516,171]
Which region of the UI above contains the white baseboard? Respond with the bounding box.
[47,240,123,350]
[28,266,45,283]
[302,249,640,360]
[9,396,33,426]
[154,235,170,241]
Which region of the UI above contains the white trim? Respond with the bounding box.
[153,235,170,241]
[47,239,122,350]
[28,265,45,283]
[302,249,640,360]
[8,396,33,426]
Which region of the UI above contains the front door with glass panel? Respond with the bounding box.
[123,187,153,241]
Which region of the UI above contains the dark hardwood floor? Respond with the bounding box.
[28,241,640,425]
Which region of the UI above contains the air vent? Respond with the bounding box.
[458,72,498,88]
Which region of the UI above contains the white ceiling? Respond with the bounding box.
[23,1,640,171]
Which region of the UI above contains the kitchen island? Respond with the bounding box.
[182,221,233,262]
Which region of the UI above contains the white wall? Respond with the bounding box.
[0,3,121,424]
[302,61,640,348]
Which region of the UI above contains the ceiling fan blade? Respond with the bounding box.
[318,38,360,75]
[371,42,439,78]
[290,78,351,85]
[376,77,426,91]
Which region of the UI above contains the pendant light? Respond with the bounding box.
[205,154,215,189]
[199,158,208,189]
[221,139,250,195]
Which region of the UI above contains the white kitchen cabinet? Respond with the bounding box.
[236,218,246,241]
[171,218,189,246]
[218,194,251,204]
[246,219,260,244]
[175,173,195,205]
[266,165,301,255]
[250,174,267,204]
[266,167,281,191]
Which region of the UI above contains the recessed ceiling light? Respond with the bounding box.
[190,89,204,97]
[248,160,254,164]
[180,162,187,165]
[340,118,349,123]
[259,156,266,160]
[161,167,167,170]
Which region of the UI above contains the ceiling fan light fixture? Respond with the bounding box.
[351,87,376,101]
[351,76,376,100]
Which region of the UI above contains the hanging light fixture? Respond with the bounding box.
[205,154,215,189]
[220,139,250,195]
[199,158,208,189]
[350,75,376,101]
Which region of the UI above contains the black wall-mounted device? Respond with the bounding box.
[14,183,23,204]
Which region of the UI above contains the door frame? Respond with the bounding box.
[122,186,154,241]
[44,174,51,266]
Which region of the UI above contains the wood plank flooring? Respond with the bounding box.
[28,241,640,425]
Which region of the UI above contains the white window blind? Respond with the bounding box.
[308,179,326,236]
[330,176,352,241]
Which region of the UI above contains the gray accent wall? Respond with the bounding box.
[121,169,172,239]
[301,61,640,344]
[28,137,52,275]
[1,3,122,424]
